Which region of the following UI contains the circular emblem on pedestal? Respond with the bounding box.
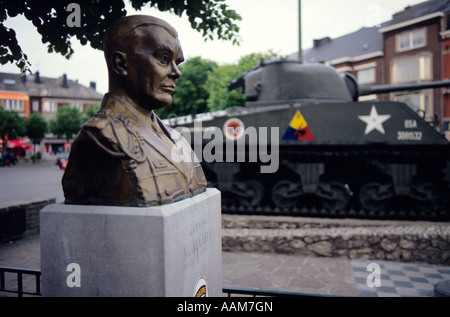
[194,276,208,297]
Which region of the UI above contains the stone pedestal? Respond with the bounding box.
[40,188,221,297]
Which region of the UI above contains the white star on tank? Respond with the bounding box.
[358,105,391,135]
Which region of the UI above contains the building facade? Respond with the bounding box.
[379,1,450,128]
[0,71,103,157]
[0,72,102,120]
[295,0,450,137]
[441,29,450,138]
[0,74,30,118]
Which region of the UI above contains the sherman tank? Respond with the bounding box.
[165,59,450,220]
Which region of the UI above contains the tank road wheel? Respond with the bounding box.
[317,181,352,211]
[358,182,394,211]
[409,183,445,213]
[236,179,265,208]
[271,181,302,209]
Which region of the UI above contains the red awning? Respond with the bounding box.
[5,139,34,151]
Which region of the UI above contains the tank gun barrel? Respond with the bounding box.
[227,63,263,92]
[227,76,245,91]
[359,80,450,96]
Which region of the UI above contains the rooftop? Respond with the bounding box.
[0,72,103,101]
[299,26,384,64]
[387,0,450,27]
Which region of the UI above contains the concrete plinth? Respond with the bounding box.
[40,188,221,297]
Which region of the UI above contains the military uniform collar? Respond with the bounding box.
[101,92,190,180]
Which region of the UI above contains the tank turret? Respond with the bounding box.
[229,60,353,103]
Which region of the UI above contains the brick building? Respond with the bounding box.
[441,29,450,132]
[294,0,450,137]
[379,0,450,126]
[0,71,102,121]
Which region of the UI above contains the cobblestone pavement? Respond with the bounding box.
[1,235,450,297]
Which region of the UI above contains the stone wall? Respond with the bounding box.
[221,215,450,265]
[0,198,56,242]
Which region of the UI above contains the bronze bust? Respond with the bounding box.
[62,15,207,206]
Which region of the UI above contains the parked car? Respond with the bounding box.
[56,152,69,168]
[0,153,18,166]
[60,159,68,170]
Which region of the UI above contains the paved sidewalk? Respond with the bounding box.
[222,251,358,296]
[1,235,450,297]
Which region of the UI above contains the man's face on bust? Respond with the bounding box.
[125,25,184,110]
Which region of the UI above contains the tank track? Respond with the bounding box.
[220,200,450,221]
[207,144,450,221]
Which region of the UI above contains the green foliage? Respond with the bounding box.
[81,102,101,123]
[204,63,246,111]
[26,112,48,144]
[205,51,281,111]
[156,56,217,119]
[0,0,241,73]
[156,51,282,118]
[0,107,26,140]
[49,106,82,140]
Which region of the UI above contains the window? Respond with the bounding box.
[394,91,433,121]
[1,99,23,111]
[391,55,431,84]
[396,28,426,52]
[3,79,16,85]
[49,102,57,112]
[43,101,57,112]
[32,100,39,112]
[357,67,376,85]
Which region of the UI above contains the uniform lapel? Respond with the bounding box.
[109,93,189,179]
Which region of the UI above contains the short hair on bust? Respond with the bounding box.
[103,15,178,70]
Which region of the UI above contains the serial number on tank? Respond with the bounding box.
[396,130,423,141]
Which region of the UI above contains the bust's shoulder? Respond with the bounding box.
[83,114,109,131]
[83,110,119,140]
[81,108,145,161]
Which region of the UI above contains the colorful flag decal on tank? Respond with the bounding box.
[282,110,315,141]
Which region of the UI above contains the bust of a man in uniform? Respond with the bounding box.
[62,15,207,206]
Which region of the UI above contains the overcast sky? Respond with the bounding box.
[1,0,426,94]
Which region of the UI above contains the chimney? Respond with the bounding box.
[21,73,27,83]
[34,71,41,84]
[62,74,69,88]
[313,37,331,48]
[89,81,96,90]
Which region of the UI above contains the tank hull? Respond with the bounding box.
[169,100,450,220]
